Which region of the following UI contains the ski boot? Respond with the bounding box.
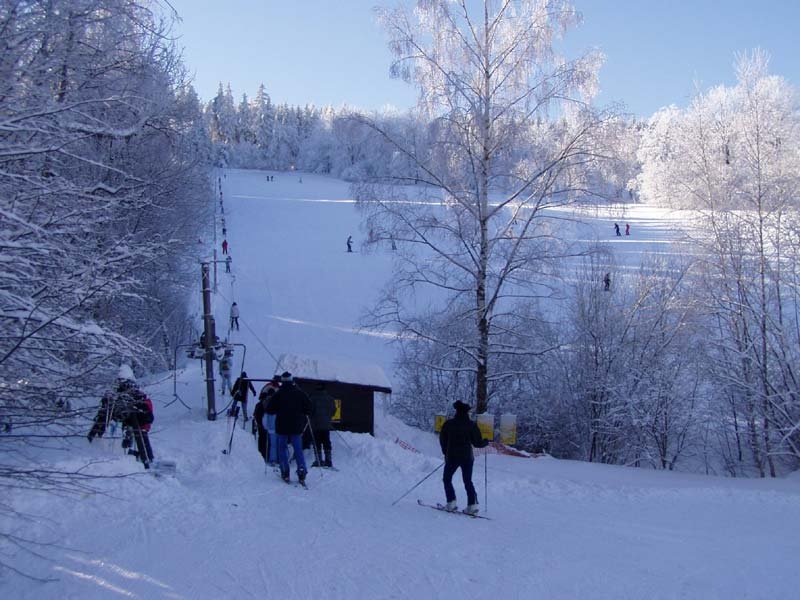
[444,501,457,512]
[464,504,480,516]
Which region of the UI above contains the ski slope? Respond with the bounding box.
[4,169,799,600]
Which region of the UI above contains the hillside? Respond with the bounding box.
[4,169,799,600]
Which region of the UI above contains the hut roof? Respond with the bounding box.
[277,353,392,393]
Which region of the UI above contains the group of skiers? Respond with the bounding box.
[613,222,631,236]
[87,365,155,470]
[238,371,336,485]
[85,362,488,513]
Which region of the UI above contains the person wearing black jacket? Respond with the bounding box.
[439,400,489,515]
[251,388,273,462]
[266,371,312,483]
[309,382,336,467]
[231,371,256,422]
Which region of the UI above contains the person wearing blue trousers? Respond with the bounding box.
[266,371,311,483]
[266,412,278,464]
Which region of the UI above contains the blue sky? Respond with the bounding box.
[166,0,800,117]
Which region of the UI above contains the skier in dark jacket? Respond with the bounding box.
[87,365,154,469]
[266,371,312,483]
[252,387,274,462]
[231,371,256,422]
[309,382,336,467]
[439,400,489,515]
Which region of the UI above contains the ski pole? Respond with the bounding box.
[223,405,239,454]
[484,452,488,514]
[305,415,323,469]
[390,462,444,506]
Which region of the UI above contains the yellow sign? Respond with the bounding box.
[476,413,494,441]
[434,414,446,432]
[499,414,517,445]
[332,398,342,422]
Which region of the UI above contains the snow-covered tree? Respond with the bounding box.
[638,50,800,475]
[358,0,610,413]
[0,0,210,571]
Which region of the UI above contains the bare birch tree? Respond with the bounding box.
[357,0,609,413]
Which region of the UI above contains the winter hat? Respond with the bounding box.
[281,371,293,382]
[117,364,135,381]
[452,400,471,413]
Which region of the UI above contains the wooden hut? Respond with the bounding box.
[277,353,391,435]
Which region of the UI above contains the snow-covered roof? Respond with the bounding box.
[277,353,392,392]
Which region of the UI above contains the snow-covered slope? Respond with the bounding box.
[4,169,799,599]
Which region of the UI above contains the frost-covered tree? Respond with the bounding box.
[638,50,800,475]
[564,251,700,467]
[358,0,610,413]
[251,83,275,154]
[0,0,210,572]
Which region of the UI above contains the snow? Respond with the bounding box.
[4,168,800,599]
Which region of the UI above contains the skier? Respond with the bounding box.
[309,382,336,468]
[222,227,227,236]
[604,272,611,291]
[222,239,228,255]
[266,371,312,484]
[625,223,630,236]
[230,302,240,331]
[87,365,154,469]
[439,400,488,515]
[225,255,232,273]
[260,375,281,464]
[614,222,621,237]
[255,376,281,462]
[219,350,233,395]
[346,235,353,253]
[252,387,274,462]
[231,371,256,422]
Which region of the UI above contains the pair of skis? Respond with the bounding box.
[416,499,491,520]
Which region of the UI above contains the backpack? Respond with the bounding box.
[133,392,154,425]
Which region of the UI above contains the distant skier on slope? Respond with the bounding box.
[222,239,229,255]
[266,371,312,484]
[219,350,233,395]
[439,401,488,515]
[230,302,240,331]
[346,235,353,253]
[614,222,621,237]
